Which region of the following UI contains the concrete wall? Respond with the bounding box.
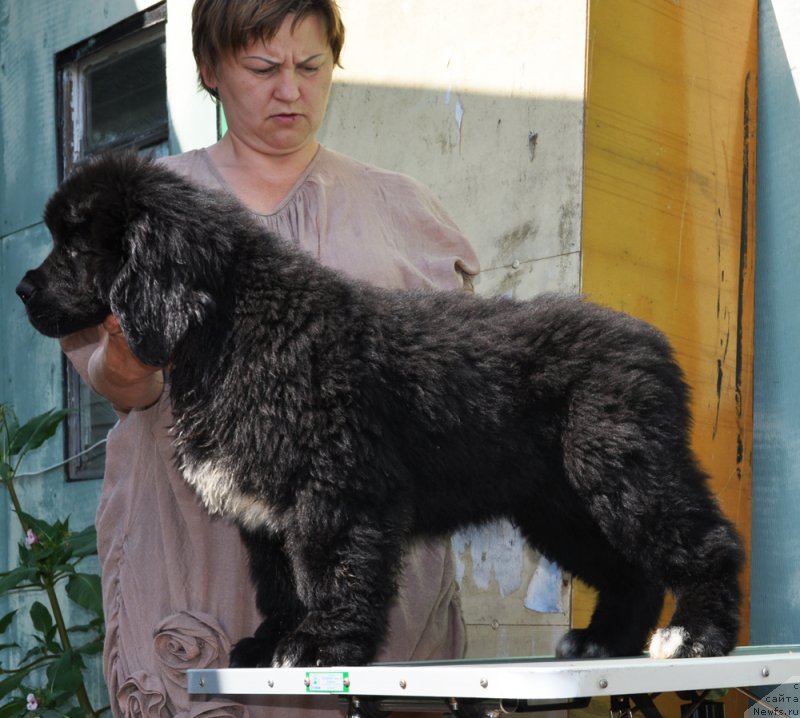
[751,0,800,645]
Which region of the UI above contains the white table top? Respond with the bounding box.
[188,645,800,700]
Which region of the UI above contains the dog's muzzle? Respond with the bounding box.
[16,274,37,304]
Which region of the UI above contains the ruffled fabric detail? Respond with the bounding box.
[116,672,169,718]
[153,611,233,704]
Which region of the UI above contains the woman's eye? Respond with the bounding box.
[299,65,320,75]
[250,65,278,76]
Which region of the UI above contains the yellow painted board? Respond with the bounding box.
[576,0,756,713]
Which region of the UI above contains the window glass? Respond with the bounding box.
[85,39,167,153]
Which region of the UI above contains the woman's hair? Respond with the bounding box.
[192,0,345,97]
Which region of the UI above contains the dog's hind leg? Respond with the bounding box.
[556,574,664,658]
[648,503,744,658]
[516,513,664,657]
[230,527,306,667]
[558,377,744,659]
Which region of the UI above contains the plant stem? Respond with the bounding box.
[3,476,29,535]
[42,577,98,718]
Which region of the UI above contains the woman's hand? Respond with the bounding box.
[88,315,165,412]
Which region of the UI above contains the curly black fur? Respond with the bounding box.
[17,153,744,667]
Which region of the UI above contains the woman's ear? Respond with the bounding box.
[198,62,219,97]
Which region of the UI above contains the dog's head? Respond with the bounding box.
[17,152,240,366]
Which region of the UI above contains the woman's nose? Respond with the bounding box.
[274,70,301,101]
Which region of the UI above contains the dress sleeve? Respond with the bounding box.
[381,171,480,292]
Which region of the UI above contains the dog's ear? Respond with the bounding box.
[109,211,221,367]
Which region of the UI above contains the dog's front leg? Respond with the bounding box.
[272,521,404,668]
[230,527,306,667]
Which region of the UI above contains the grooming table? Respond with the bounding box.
[188,645,800,717]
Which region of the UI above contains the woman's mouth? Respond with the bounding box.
[271,113,301,124]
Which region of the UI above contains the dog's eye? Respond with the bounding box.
[67,248,79,260]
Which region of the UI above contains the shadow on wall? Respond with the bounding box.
[751,0,800,645]
[321,82,584,301]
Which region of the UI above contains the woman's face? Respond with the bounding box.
[202,13,334,157]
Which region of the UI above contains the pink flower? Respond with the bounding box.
[26,693,38,711]
[25,529,38,547]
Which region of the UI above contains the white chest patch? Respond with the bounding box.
[182,460,281,532]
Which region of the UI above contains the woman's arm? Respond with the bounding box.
[86,315,164,412]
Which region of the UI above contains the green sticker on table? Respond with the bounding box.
[306,671,350,693]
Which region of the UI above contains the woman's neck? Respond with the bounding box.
[206,134,320,214]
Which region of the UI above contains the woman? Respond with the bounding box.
[62,0,480,715]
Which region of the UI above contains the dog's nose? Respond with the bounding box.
[15,275,37,304]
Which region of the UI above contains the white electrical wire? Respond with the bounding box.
[14,421,120,479]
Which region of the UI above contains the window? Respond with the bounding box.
[56,3,167,480]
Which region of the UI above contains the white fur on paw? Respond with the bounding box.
[649,626,689,659]
[272,653,297,668]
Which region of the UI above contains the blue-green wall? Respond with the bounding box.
[0,1,163,705]
[751,0,800,644]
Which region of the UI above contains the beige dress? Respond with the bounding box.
[61,146,480,718]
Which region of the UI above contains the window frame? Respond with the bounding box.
[55,2,168,481]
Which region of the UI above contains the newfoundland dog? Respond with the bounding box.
[17,153,743,668]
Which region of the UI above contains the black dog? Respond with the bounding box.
[17,153,743,668]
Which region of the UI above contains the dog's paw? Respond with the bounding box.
[555,629,615,659]
[272,631,372,667]
[648,627,704,658]
[648,625,734,659]
[229,636,276,668]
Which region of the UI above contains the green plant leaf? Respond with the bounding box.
[0,698,26,718]
[21,643,48,662]
[65,618,102,635]
[75,635,104,656]
[0,406,20,463]
[0,669,26,697]
[0,610,16,635]
[43,625,60,654]
[0,566,38,593]
[29,601,53,634]
[67,525,98,559]
[46,650,85,695]
[66,574,103,617]
[8,408,69,459]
